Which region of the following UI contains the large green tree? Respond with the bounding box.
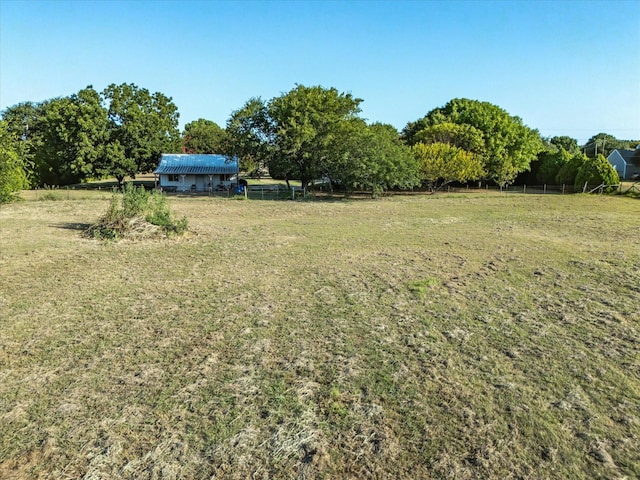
[182,118,226,154]
[102,83,181,184]
[326,121,420,196]
[266,85,363,188]
[0,121,29,203]
[225,98,272,176]
[34,87,109,185]
[404,99,543,186]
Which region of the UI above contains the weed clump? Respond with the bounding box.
[88,183,188,240]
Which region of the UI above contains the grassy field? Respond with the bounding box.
[0,192,638,479]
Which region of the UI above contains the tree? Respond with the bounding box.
[574,154,619,190]
[536,147,573,184]
[582,133,620,158]
[0,121,29,203]
[555,152,587,186]
[1,101,43,186]
[326,121,420,196]
[411,142,485,189]
[549,135,580,155]
[266,85,363,189]
[182,118,226,154]
[225,98,272,177]
[102,83,181,184]
[34,87,109,185]
[404,98,543,186]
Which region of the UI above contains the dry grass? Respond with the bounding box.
[0,192,639,479]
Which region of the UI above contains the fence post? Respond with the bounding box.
[562,184,565,194]
[523,185,526,194]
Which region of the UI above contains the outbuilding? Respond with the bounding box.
[154,154,239,192]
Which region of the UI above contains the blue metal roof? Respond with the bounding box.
[154,154,239,175]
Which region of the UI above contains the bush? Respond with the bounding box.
[574,154,619,191]
[88,183,188,239]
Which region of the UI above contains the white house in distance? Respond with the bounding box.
[154,154,239,192]
[607,146,640,180]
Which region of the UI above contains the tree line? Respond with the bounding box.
[1,82,634,202]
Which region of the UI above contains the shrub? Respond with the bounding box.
[574,154,619,191]
[88,183,188,239]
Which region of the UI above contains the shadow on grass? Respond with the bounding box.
[51,222,94,232]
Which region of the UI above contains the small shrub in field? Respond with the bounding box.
[88,183,188,239]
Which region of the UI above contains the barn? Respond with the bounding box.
[154,154,239,192]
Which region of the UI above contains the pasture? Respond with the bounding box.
[0,192,638,479]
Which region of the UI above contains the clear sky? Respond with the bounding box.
[1,0,639,144]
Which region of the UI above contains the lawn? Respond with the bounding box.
[0,192,638,479]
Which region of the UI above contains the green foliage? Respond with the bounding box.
[574,154,619,190]
[582,132,634,158]
[182,118,227,154]
[404,98,543,186]
[406,277,440,299]
[267,84,363,188]
[227,86,419,194]
[412,142,485,189]
[225,98,273,176]
[89,183,187,239]
[100,139,136,185]
[411,122,485,154]
[102,83,181,183]
[1,84,181,187]
[327,121,420,196]
[1,101,40,187]
[536,147,573,184]
[555,153,587,186]
[0,121,29,203]
[549,135,580,155]
[27,87,108,186]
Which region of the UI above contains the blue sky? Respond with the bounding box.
[1,0,638,144]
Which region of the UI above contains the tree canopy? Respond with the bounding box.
[102,83,181,184]
[225,85,419,194]
[225,98,273,177]
[267,84,363,188]
[0,121,29,203]
[3,83,635,194]
[404,99,543,186]
[182,118,226,154]
[1,84,181,186]
[582,133,637,158]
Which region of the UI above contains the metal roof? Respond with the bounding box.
[154,154,239,175]
[617,149,640,166]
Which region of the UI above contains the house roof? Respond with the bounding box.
[611,148,640,166]
[154,154,239,175]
